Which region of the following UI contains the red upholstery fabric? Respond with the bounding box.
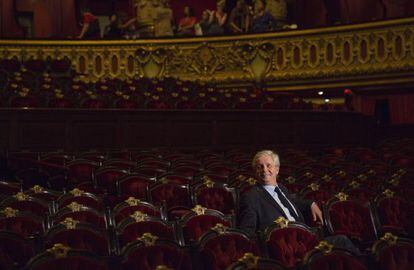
[94,169,127,194]
[29,255,109,270]
[196,188,235,214]
[182,215,231,244]
[0,232,35,265]
[0,216,44,237]
[2,200,49,217]
[266,227,318,268]
[53,211,107,228]
[329,201,376,242]
[45,228,110,256]
[122,244,192,270]
[377,197,413,235]
[67,161,99,183]
[150,184,190,208]
[119,221,175,247]
[377,243,414,270]
[202,234,260,270]
[118,175,153,199]
[308,252,367,270]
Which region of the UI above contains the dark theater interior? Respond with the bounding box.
[0,0,413,269]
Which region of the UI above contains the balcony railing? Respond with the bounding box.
[1,17,413,90]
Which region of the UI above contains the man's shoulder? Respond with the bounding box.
[241,185,263,198]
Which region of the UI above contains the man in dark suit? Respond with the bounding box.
[238,150,361,254]
[238,149,324,234]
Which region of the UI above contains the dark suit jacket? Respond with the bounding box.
[238,184,312,234]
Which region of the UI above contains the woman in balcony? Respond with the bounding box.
[206,0,227,35]
[78,8,101,39]
[228,0,251,34]
[177,6,197,36]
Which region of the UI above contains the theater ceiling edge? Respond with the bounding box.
[1,17,414,91]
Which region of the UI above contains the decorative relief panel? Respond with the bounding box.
[0,18,413,88]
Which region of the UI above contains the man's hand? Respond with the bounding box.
[311,202,324,225]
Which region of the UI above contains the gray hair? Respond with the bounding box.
[252,150,280,169]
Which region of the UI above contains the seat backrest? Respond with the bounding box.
[304,246,367,270]
[264,221,319,268]
[121,237,192,270]
[372,233,414,270]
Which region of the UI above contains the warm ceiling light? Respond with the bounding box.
[318,91,324,95]
[324,98,330,103]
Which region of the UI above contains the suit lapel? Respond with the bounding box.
[255,185,289,219]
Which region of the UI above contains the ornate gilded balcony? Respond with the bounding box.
[1,17,413,91]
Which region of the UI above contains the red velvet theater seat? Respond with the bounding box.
[25,244,110,270]
[121,235,192,270]
[303,243,367,270]
[0,208,44,238]
[116,213,176,249]
[50,203,108,229]
[112,197,164,224]
[55,188,104,212]
[0,231,36,267]
[0,192,50,218]
[94,167,128,195]
[149,182,191,210]
[117,174,155,200]
[192,182,236,215]
[227,253,288,270]
[178,206,232,245]
[66,159,100,185]
[372,233,414,270]
[198,226,260,270]
[264,219,319,268]
[324,193,377,246]
[44,218,112,256]
[373,190,413,237]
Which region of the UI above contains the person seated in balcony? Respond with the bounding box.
[177,6,197,36]
[205,0,228,35]
[104,13,137,39]
[228,0,251,34]
[251,0,279,33]
[78,8,101,39]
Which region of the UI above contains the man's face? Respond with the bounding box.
[254,154,279,185]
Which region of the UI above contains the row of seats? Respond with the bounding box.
[1,139,413,269]
[0,58,343,110]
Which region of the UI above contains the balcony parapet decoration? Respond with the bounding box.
[1,17,413,90]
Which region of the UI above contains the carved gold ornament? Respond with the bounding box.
[67,202,83,212]
[381,233,398,245]
[47,243,70,259]
[238,253,259,268]
[31,185,44,193]
[138,233,158,246]
[315,241,334,254]
[337,171,347,177]
[69,188,85,197]
[274,216,289,228]
[14,192,29,201]
[322,175,332,182]
[204,179,214,188]
[60,217,79,229]
[192,205,207,215]
[349,181,361,188]
[308,183,319,191]
[155,266,173,270]
[335,192,349,201]
[1,207,19,217]
[285,176,296,184]
[211,223,228,234]
[125,197,141,206]
[382,189,395,198]
[130,211,148,222]
[246,177,257,185]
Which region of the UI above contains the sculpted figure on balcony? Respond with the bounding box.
[134,0,159,36]
[154,0,174,37]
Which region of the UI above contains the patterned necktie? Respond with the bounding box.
[274,186,299,220]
